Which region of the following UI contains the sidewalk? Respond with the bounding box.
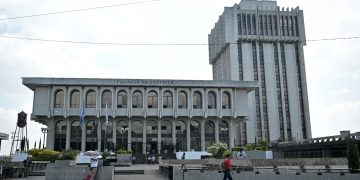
[115,164,167,180]
[5,164,167,180]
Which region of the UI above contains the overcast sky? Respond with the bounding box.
[1,0,359,155]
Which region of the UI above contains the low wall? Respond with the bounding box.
[159,158,358,180]
[45,165,114,180]
[173,169,360,180]
[161,157,348,167]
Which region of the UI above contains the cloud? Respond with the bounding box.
[311,100,360,137]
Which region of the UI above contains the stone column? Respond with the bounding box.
[47,118,55,150]
[229,120,234,149]
[127,120,132,151]
[157,120,161,154]
[186,120,191,151]
[142,120,147,154]
[81,121,86,152]
[112,119,116,150]
[65,119,71,149]
[215,119,219,144]
[97,120,101,151]
[172,120,176,145]
[201,120,205,151]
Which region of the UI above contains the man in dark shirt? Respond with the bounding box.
[223,154,233,180]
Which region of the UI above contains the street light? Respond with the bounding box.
[41,128,48,149]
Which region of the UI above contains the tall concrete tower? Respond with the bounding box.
[208,0,311,144]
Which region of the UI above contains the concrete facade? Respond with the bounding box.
[23,77,257,153]
[208,0,311,144]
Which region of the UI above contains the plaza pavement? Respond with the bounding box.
[5,164,167,180]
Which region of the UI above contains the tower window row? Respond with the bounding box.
[237,13,299,37]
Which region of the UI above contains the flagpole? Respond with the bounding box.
[105,100,109,152]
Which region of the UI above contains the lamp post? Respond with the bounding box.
[41,128,48,149]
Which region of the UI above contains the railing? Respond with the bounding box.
[177,165,352,175]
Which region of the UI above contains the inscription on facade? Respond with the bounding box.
[115,79,175,85]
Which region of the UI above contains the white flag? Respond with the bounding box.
[105,100,109,126]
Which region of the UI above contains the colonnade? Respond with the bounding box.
[48,118,238,154]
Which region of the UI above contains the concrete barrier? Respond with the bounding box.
[174,168,360,180]
[45,165,114,180]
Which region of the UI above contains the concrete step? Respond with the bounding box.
[28,171,45,176]
[114,169,145,175]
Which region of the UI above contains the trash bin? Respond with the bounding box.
[168,166,173,180]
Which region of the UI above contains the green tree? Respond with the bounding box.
[347,137,359,173]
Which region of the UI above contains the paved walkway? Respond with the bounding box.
[5,164,167,180]
[115,164,167,180]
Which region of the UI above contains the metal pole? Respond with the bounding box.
[105,123,108,151]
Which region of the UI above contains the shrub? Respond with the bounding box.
[231,146,241,152]
[347,137,360,173]
[116,149,132,154]
[58,149,78,160]
[245,144,253,151]
[258,141,268,151]
[206,142,228,158]
[101,151,111,159]
[28,149,60,162]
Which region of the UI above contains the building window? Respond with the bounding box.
[54,90,64,108]
[207,91,216,109]
[222,92,231,109]
[163,91,173,108]
[86,90,96,108]
[273,15,278,36]
[70,90,80,108]
[117,90,127,108]
[178,91,187,109]
[116,120,128,150]
[70,121,81,150]
[192,91,202,109]
[132,91,143,108]
[190,121,201,151]
[86,120,98,151]
[237,14,242,35]
[101,90,112,108]
[148,91,158,108]
[242,14,247,35]
[54,120,66,151]
[238,43,243,81]
[205,120,215,147]
[252,14,257,35]
[259,15,263,35]
[247,14,251,35]
[175,120,186,151]
[264,15,268,36]
[219,120,229,145]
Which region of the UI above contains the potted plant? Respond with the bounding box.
[28,148,60,163]
[116,149,132,166]
[55,149,78,166]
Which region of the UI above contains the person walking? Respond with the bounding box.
[222,154,233,180]
[89,157,98,180]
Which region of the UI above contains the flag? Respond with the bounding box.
[80,102,85,126]
[105,100,109,126]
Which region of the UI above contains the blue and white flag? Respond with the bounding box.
[105,100,109,126]
[80,102,85,126]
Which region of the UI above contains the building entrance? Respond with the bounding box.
[146,141,157,154]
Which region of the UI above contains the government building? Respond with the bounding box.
[23,78,257,154]
[23,0,311,154]
[209,0,311,144]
